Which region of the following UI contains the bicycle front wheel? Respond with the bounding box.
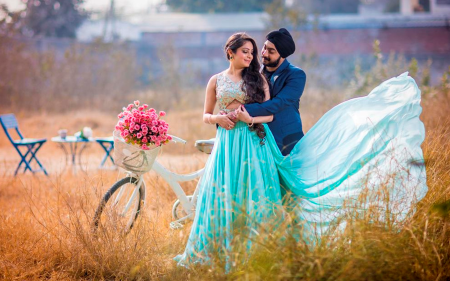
[92,176,144,233]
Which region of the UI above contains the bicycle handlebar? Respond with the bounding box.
[168,134,187,144]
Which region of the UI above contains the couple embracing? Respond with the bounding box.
[174,28,427,268]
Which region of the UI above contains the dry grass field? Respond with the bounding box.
[1,85,450,280]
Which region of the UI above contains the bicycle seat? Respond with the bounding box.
[195,138,215,154]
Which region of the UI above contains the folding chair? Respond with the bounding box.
[0,114,48,176]
[95,137,114,168]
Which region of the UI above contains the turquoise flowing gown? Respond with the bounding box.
[174,72,427,267]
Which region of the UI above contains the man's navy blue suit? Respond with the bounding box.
[245,59,306,156]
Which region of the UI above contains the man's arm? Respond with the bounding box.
[245,70,306,117]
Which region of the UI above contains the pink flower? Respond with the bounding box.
[167,135,172,141]
[119,103,171,148]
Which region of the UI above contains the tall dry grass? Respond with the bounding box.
[1,35,450,279]
[0,84,449,280]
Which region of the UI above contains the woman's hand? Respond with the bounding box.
[226,110,238,122]
[236,105,252,123]
[216,114,236,130]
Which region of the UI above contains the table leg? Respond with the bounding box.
[78,143,88,172]
[59,143,69,165]
[71,142,77,174]
[57,143,69,172]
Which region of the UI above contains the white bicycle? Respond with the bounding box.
[92,132,214,232]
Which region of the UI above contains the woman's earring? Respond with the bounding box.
[230,56,233,60]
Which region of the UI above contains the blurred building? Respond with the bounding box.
[76,20,141,42]
[74,0,450,83]
[77,11,449,53]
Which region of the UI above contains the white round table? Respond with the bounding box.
[51,136,94,173]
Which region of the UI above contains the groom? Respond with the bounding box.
[245,28,306,156]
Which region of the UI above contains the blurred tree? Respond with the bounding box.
[24,0,88,38]
[264,0,361,32]
[384,0,400,13]
[265,0,308,31]
[0,0,87,38]
[166,0,272,13]
[0,5,26,35]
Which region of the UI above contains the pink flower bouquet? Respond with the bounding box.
[115,100,171,150]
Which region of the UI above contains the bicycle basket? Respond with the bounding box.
[113,130,161,175]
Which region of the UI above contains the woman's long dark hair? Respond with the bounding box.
[224,33,267,145]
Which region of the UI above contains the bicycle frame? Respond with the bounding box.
[152,161,204,219]
[115,175,146,217]
[114,134,206,226]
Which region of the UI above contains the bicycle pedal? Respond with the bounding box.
[169,221,185,230]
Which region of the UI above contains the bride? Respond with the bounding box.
[174,32,427,269]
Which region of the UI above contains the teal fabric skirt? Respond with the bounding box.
[174,120,284,267]
[174,73,428,267]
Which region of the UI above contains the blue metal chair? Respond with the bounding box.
[0,114,48,176]
[95,137,114,168]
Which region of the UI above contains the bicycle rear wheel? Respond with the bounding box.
[92,176,144,233]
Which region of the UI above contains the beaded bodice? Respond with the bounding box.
[216,72,246,113]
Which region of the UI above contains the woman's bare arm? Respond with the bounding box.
[203,75,236,129]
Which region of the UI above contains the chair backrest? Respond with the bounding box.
[0,114,23,142]
[0,114,18,129]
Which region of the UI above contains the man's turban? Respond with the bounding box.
[266,28,295,58]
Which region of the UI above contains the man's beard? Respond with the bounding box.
[262,55,281,68]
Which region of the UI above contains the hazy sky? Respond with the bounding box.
[0,0,162,14]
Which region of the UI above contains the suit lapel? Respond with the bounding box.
[270,60,290,97]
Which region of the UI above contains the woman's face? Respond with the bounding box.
[230,40,254,68]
